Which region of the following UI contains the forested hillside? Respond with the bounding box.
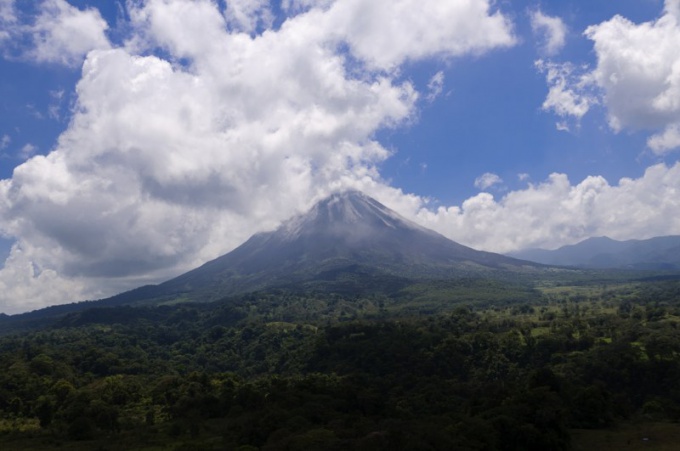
[2,280,680,450]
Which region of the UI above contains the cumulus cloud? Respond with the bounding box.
[530,10,567,56]
[648,124,680,154]
[0,242,87,314]
[474,172,503,190]
[412,162,680,253]
[329,0,516,71]
[223,0,274,33]
[30,0,110,66]
[535,59,595,129]
[540,0,680,151]
[0,0,110,66]
[585,1,680,135]
[0,0,517,313]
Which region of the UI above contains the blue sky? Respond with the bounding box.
[1,0,680,313]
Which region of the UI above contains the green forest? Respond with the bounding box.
[2,278,680,450]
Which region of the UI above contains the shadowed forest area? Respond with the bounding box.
[1,279,680,450]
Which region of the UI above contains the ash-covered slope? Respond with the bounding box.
[150,190,539,301]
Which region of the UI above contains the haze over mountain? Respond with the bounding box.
[508,236,680,270]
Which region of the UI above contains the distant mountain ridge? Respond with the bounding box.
[508,235,680,269]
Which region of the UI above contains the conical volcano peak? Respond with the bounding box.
[106,190,540,305]
[316,190,401,224]
[280,190,425,241]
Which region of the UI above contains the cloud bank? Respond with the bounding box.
[413,162,680,253]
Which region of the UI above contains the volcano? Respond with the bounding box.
[124,190,540,303]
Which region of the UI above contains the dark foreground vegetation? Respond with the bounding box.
[2,278,680,450]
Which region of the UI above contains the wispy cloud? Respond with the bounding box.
[0,134,10,150]
[535,59,596,130]
[18,143,37,159]
[474,172,503,190]
[530,9,567,56]
[426,71,444,102]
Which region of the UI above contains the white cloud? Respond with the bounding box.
[224,0,274,33]
[426,71,445,102]
[474,172,502,190]
[0,0,16,43]
[555,121,570,132]
[530,10,567,56]
[648,124,680,154]
[411,162,680,253]
[29,0,111,66]
[0,134,10,149]
[585,2,680,134]
[0,0,110,66]
[328,0,516,71]
[48,89,66,120]
[667,0,680,18]
[0,242,88,314]
[282,0,333,15]
[18,143,37,159]
[0,0,516,313]
[535,59,595,126]
[541,0,680,151]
